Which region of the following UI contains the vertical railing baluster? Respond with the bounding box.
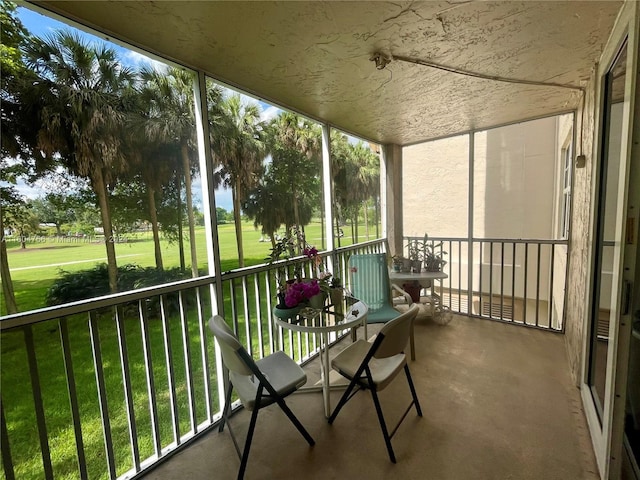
[115,306,140,472]
[458,240,462,313]
[254,275,265,358]
[230,280,239,336]
[500,241,505,321]
[160,295,180,445]
[0,397,15,480]
[478,240,483,317]
[24,325,53,479]
[489,241,494,318]
[178,291,197,433]
[88,311,116,479]
[535,243,541,327]
[304,326,311,360]
[549,244,556,330]
[447,239,452,308]
[287,327,294,359]
[139,300,161,456]
[512,243,516,322]
[195,287,213,421]
[265,271,276,355]
[312,318,318,353]
[524,243,529,325]
[296,330,303,363]
[59,318,87,479]
[242,277,252,356]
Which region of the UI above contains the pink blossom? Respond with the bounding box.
[303,247,318,258]
[284,279,321,307]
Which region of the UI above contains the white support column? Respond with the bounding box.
[193,71,227,415]
[382,143,404,257]
[193,72,224,311]
[322,124,335,254]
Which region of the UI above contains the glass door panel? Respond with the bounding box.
[587,40,628,419]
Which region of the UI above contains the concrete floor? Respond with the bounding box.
[142,311,599,480]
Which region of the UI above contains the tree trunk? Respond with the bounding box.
[181,143,198,277]
[232,187,245,268]
[364,201,370,240]
[375,198,380,238]
[147,186,163,270]
[320,202,325,249]
[94,167,118,293]
[175,174,185,272]
[0,210,18,314]
[293,190,300,227]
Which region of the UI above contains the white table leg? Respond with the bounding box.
[321,331,331,417]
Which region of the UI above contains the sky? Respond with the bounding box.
[12,5,366,212]
[13,5,262,212]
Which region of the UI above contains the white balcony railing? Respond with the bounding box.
[0,239,386,480]
[0,235,567,480]
[404,236,568,331]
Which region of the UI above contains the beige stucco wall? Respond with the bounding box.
[564,69,598,386]
[550,116,573,329]
[403,118,561,305]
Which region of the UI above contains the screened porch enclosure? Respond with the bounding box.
[402,114,572,331]
[0,115,571,480]
[2,1,629,479]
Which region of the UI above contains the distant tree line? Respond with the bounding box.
[0,2,380,313]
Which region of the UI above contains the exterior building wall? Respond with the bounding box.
[473,118,557,240]
[384,143,404,257]
[550,116,574,330]
[402,136,469,238]
[565,69,598,386]
[403,118,560,307]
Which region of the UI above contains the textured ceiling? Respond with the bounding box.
[33,1,622,145]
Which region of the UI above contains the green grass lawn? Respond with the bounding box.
[2,219,375,314]
[0,219,380,479]
[4,222,269,314]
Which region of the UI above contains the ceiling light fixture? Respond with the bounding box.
[370,52,392,70]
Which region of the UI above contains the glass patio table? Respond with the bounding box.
[273,298,368,418]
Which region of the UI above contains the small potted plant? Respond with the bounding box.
[391,255,404,272]
[424,238,447,272]
[266,225,331,317]
[405,238,424,273]
[328,276,344,315]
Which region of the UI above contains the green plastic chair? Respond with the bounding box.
[348,253,416,359]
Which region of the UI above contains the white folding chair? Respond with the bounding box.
[328,304,422,463]
[209,315,315,479]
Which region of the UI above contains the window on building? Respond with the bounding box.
[559,141,573,239]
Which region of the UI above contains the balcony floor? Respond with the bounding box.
[143,311,598,480]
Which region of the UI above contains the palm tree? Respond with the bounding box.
[212,93,265,268]
[266,113,321,229]
[331,135,380,243]
[2,2,48,310]
[24,30,135,292]
[330,131,352,246]
[350,143,380,240]
[138,66,200,276]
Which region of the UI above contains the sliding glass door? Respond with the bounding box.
[582,3,639,478]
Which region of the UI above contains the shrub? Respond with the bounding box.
[46,264,192,313]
